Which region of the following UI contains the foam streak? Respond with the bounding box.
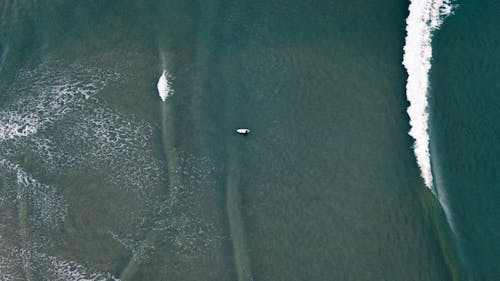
[403,0,453,189]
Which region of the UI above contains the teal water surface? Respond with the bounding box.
[1,0,495,280]
[430,0,499,279]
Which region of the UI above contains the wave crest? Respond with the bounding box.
[403,0,454,189]
[157,70,174,101]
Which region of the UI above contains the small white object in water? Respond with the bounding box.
[236,128,250,134]
[157,70,173,101]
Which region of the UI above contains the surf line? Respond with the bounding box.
[402,0,454,190]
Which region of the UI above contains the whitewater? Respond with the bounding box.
[403,0,454,189]
[157,70,174,101]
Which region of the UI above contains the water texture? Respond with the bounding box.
[0,0,497,280]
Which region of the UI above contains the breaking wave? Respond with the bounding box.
[157,70,174,101]
[403,0,454,189]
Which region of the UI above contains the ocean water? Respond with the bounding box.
[0,0,497,280]
[429,0,499,279]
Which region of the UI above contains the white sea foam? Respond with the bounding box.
[157,70,174,101]
[0,248,14,281]
[0,159,67,228]
[403,0,454,189]
[0,62,168,279]
[1,61,166,212]
[0,63,118,142]
[46,254,121,281]
[0,243,15,281]
[58,105,164,190]
[0,247,121,281]
[0,61,223,276]
[0,100,164,190]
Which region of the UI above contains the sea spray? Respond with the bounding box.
[402,0,454,189]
